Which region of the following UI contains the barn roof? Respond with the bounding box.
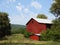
[33,18,52,24]
[26,18,53,25]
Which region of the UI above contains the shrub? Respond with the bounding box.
[40,29,54,41]
[24,31,30,38]
[40,20,60,41]
[41,29,60,41]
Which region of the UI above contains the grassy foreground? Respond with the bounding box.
[0,34,60,45]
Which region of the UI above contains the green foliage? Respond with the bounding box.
[11,27,26,34]
[40,29,53,41]
[11,24,26,34]
[51,20,60,41]
[0,12,11,39]
[41,20,60,41]
[24,31,30,38]
[37,14,48,19]
[11,24,30,38]
[50,0,60,17]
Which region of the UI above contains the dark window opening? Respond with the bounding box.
[46,24,52,29]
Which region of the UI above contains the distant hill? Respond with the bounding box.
[11,24,26,34]
[11,24,25,28]
[11,24,26,30]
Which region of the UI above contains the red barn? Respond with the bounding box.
[26,18,52,40]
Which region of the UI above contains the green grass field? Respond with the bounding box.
[0,34,60,45]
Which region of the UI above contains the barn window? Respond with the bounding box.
[46,24,52,29]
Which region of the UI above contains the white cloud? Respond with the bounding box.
[29,11,37,18]
[23,8,37,18]
[24,8,29,13]
[31,1,42,9]
[9,10,37,25]
[16,5,22,11]
[18,3,21,5]
[16,3,23,11]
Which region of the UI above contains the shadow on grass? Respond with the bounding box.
[0,37,8,41]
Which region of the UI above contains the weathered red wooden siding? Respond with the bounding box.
[26,18,52,40]
[30,35,39,40]
[26,18,46,34]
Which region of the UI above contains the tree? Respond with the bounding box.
[50,0,60,41]
[41,0,60,41]
[50,20,60,41]
[41,19,60,41]
[37,14,48,19]
[0,12,11,39]
[50,0,60,18]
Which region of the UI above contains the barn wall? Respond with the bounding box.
[30,35,40,40]
[26,19,46,34]
[26,18,49,40]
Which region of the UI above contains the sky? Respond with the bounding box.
[0,0,55,25]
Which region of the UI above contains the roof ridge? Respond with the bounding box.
[32,18,52,24]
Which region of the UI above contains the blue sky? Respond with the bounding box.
[0,0,55,25]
